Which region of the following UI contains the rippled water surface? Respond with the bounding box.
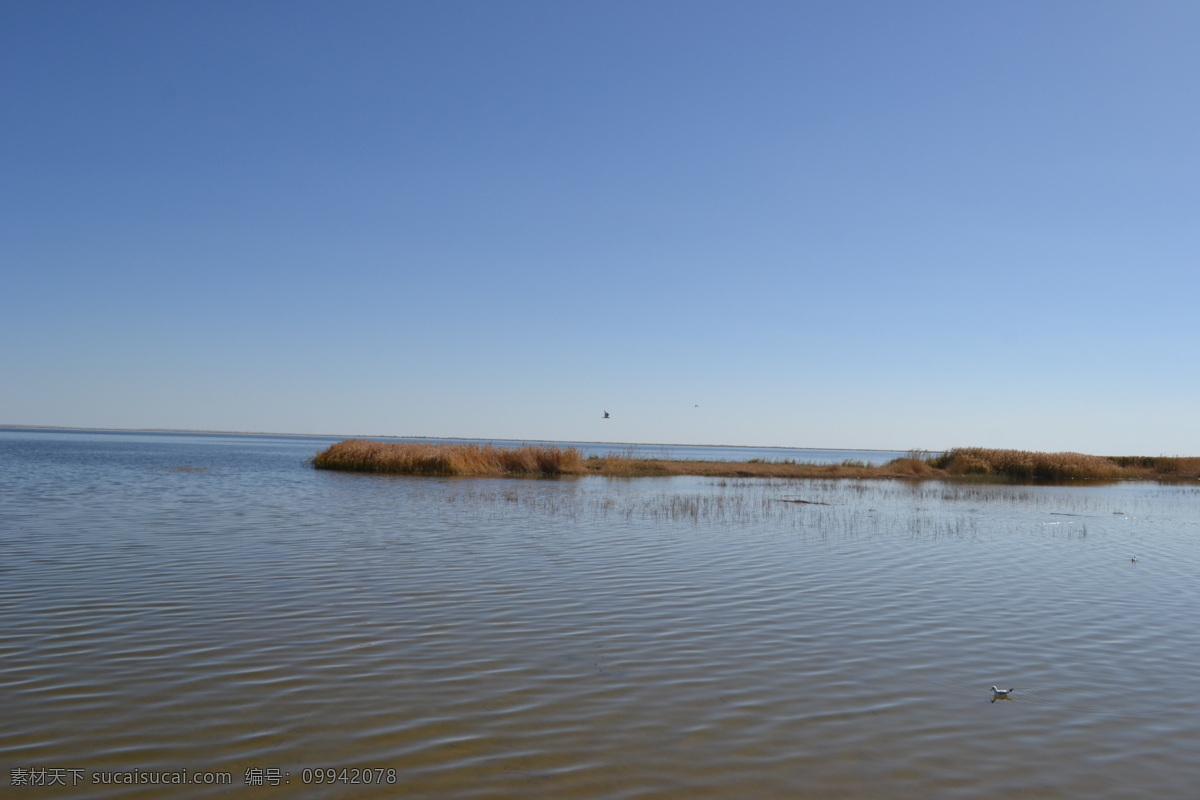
[3,429,1199,798]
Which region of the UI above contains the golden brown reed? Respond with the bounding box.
[932,448,1200,481]
[311,440,915,479]
[312,439,586,477]
[313,440,1200,482]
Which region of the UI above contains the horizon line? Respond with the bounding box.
[0,424,920,454]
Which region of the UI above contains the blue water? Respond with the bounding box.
[3,427,1198,799]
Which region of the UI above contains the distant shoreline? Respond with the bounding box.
[0,424,906,454]
[6,426,1196,481]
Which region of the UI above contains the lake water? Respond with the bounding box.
[3,428,1199,798]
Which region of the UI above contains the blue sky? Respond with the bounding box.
[3,0,1197,454]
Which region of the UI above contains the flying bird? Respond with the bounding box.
[603,411,610,419]
[990,686,1014,703]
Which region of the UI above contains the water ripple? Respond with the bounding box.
[3,435,1200,797]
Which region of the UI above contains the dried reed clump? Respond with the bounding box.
[1107,455,1200,474]
[884,457,935,476]
[312,439,586,477]
[931,447,1126,481]
[313,440,1200,482]
[588,454,673,477]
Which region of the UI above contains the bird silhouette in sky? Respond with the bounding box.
[603,411,610,419]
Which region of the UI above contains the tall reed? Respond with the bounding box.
[311,440,1200,482]
[931,448,1126,480]
[312,440,585,477]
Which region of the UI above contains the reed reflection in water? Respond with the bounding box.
[2,430,1199,798]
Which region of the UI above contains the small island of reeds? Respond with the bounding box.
[311,440,1200,482]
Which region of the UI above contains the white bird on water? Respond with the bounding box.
[1131,556,1137,563]
[991,686,1014,703]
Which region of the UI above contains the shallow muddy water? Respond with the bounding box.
[3,429,1199,798]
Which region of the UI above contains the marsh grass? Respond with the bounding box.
[883,457,935,477]
[929,448,1200,481]
[1108,454,1200,476]
[312,440,1200,482]
[312,439,586,477]
[588,446,656,477]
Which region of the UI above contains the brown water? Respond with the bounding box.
[3,430,1199,797]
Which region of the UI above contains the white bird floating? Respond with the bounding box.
[990,686,1014,703]
[1131,556,1137,563]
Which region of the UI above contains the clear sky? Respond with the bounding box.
[3,0,1197,454]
